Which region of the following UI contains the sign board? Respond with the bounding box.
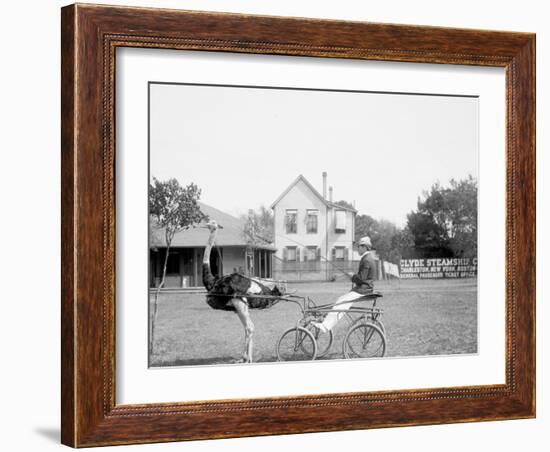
[399,258,477,279]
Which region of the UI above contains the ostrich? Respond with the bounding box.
[201,221,281,363]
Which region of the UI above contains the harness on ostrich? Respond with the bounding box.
[203,245,282,311]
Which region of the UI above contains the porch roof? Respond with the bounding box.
[150,202,276,251]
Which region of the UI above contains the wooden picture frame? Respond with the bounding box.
[61,3,535,447]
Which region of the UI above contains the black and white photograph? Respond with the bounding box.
[148,82,479,366]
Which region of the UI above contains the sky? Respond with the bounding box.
[149,83,478,227]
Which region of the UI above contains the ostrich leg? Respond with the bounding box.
[231,298,254,363]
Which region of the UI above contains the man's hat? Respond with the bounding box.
[357,236,372,248]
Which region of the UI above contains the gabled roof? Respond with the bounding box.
[270,174,357,212]
[150,202,276,250]
[327,201,357,213]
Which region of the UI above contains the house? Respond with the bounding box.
[270,173,356,281]
[150,202,276,289]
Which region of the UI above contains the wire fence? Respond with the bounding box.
[272,257,396,282]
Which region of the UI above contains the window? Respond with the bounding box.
[284,246,297,262]
[335,210,346,233]
[306,209,319,233]
[333,247,346,261]
[285,209,297,234]
[304,246,320,261]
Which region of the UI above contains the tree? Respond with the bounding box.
[354,214,377,243]
[391,226,415,260]
[406,210,452,258]
[374,219,400,262]
[354,214,403,263]
[406,175,477,258]
[442,176,478,257]
[334,199,355,210]
[241,206,274,245]
[148,177,208,355]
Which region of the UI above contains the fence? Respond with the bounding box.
[273,257,398,282]
[273,255,478,282]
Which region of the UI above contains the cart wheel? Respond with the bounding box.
[343,322,386,359]
[277,327,317,361]
[306,325,334,358]
[372,319,386,337]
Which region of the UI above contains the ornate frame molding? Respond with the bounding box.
[61,4,535,447]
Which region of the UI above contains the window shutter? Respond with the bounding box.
[316,247,321,261]
[331,247,336,261]
[345,247,349,261]
[283,248,287,262]
[304,249,309,262]
[297,247,301,262]
[335,210,346,232]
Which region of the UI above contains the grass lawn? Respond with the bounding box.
[149,278,477,366]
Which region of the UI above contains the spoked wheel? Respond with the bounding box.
[343,322,386,359]
[306,325,334,358]
[372,319,386,337]
[277,327,317,361]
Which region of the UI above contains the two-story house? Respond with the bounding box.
[271,173,356,281]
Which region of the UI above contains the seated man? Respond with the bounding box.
[312,236,376,333]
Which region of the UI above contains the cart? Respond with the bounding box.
[275,292,386,361]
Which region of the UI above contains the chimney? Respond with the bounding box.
[322,172,327,199]
[329,186,333,203]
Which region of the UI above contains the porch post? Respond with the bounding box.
[259,250,263,278]
[193,248,198,287]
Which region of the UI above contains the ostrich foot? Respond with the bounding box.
[231,356,251,364]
